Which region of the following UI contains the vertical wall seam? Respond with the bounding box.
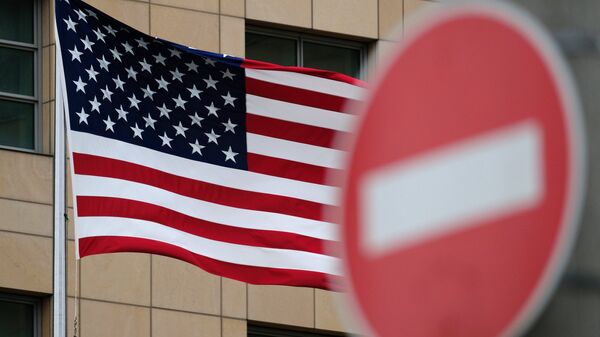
[377,0,380,39]
[313,289,316,329]
[311,0,314,29]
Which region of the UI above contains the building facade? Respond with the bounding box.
[2,0,600,336]
[0,1,438,336]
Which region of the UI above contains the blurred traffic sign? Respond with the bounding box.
[340,3,585,337]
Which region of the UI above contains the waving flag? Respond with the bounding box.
[55,0,364,289]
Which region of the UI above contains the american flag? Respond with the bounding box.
[56,0,364,289]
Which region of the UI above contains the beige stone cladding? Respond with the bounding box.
[0,1,436,336]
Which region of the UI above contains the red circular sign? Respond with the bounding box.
[341,4,584,337]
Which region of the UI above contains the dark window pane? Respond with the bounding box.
[303,42,361,78]
[0,100,35,149]
[0,300,34,337]
[0,0,34,44]
[246,32,297,66]
[0,47,34,96]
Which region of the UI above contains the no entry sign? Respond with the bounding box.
[341,3,585,337]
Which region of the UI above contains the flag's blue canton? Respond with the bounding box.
[56,0,247,169]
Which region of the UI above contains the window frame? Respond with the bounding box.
[246,25,368,80]
[0,0,42,153]
[248,322,346,337]
[0,293,42,337]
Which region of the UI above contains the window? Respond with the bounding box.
[0,294,41,337]
[248,323,346,337]
[246,27,366,80]
[0,0,40,151]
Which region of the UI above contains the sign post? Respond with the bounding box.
[340,3,585,337]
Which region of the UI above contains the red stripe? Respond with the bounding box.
[76,196,329,255]
[247,152,341,186]
[246,77,354,113]
[78,236,340,289]
[72,153,325,221]
[242,58,366,87]
[247,113,347,150]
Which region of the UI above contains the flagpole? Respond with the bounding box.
[53,12,67,337]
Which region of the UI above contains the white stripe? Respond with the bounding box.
[246,68,364,100]
[74,175,337,241]
[69,131,338,206]
[247,95,355,132]
[248,133,344,170]
[77,216,340,275]
[361,120,544,255]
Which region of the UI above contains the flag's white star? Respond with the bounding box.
[76,107,89,124]
[104,115,115,132]
[159,132,173,148]
[75,9,88,22]
[126,66,138,80]
[172,94,187,109]
[153,53,166,65]
[113,75,125,91]
[104,24,117,36]
[222,146,238,163]
[169,48,182,58]
[185,60,198,73]
[128,94,141,109]
[187,85,202,99]
[205,129,220,144]
[143,114,157,129]
[101,85,113,102]
[189,139,205,155]
[205,102,220,117]
[189,112,204,127]
[204,57,217,67]
[68,46,83,62]
[131,123,144,139]
[173,122,189,137]
[89,96,101,112]
[203,75,218,90]
[98,55,110,71]
[85,9,98,20]
[93,28,106,42]
[221,68,236,80]
[122,41,134,54]
[64,16,77,32]
[73,76,87,93]
[156,76,170,91]
[170,68,184,82]
[86,65,99,82]
[157,104,171,119]
[110,47,122,62]
[141,85,156,100]
[81,35,95,51]
[221,92,237,107]
[222,118,237,133]
[139,58,152,73]
[135,37,149,50]
[116,105,129,121]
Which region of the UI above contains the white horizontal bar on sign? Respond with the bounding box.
[69,131,339,206]
[77,216,341,275]
[246,68,364,100]
[73,175,337,241]
[361,120,544,256]
[246,95,356,133]
[247,133,345,170]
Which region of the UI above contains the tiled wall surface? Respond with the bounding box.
[0,1,438,336]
